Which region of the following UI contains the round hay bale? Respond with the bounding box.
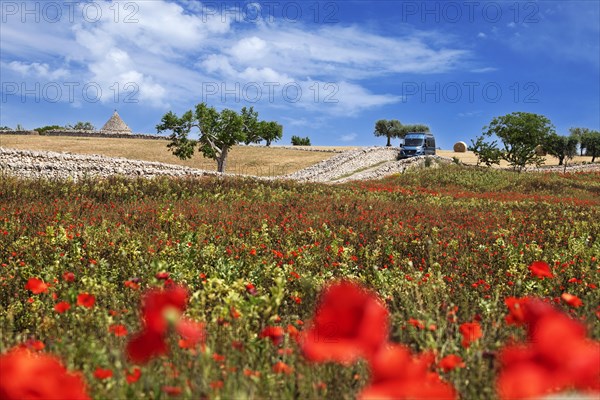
[534,145,546,156]
[453,141,467,152]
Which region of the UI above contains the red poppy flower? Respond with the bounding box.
[438,354,466,372]
[408,318,425,329]
[125,368,141,384]
[19,339,45,352]
[497,298,600,399]
[124,280,140,290]
[54,301,71,313]
[528,261,554,279]
[126,284,205,364]
[25,278,48,294]
[300,280,389,364]
[210,380,224,389]
[126,329,168,364]
[259,326,285,346]
[459,321,482,348]
[108,324,128,337]
[161,386,182,396]
[286,324,299,340]
[155,272,170,280]
[272,361,293,375]
[561,293,583,308]
[359,344,457,400]
[0,348,90,400]
[93,368,113,379]
[76,293,95,308]
[245,283,257,295]
[504,297,531,325]
[175,319,206,348]
[142,285,188,334]
[62,272,75,282]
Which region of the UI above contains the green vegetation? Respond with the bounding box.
[158,103,282,172]
[291,135,311,146]
[1,165,598,398]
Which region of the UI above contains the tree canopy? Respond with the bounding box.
[374,120,429,147]
[542,133,578,166]
[157,103,281,172]
[483,112,555,171]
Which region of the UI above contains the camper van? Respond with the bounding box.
[399,132,436,158]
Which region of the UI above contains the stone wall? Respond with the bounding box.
[284,147,400,182]
[0,130,168,140]
[0,148,219,180]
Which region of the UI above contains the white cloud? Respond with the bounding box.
[340,133,358,142]
[6,61,69,80]
[229,37,269,62]
[0,0,470,113]
[470,67,497,73]
[477,32,487,38]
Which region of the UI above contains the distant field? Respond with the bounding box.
[0,135,335,176]
[437,150,593,167]
[0,135,594,175]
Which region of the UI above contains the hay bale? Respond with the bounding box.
[453,141,467,152]
[534,145,546,156]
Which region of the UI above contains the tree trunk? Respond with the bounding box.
[558,156,564,166]
[216,146,229,173]
[386,135,392,147]
[266,139,271,147]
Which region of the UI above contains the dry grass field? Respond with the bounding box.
[437,150,593,168]
[1,135,594,175]
[0,135,335,176]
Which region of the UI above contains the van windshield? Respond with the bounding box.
[404,138,424,146]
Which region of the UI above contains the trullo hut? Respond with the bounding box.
[100,110,132,135]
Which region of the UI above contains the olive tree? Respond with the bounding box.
[581,130,600,162]
[542,133,578,166]
[374,119,402,147]
[483,112,555,172]
[158,103,274,173]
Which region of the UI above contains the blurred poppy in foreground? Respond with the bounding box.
[459,321,482,348]
[497,297,600,399]
[0,347,90,400]
[300,280,389,365]
[359,344,457,399]
[126,284,205,364]
[528,261,554,279]
[25,278,48,294]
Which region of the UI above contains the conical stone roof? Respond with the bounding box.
[101,110,132,134]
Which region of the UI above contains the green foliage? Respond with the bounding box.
[245,120,283,146]
[291,135,311,146]
[68,121,95,131]
[484,112,555,172]
[569,127,590,156]
[374,120,430,147]
[0,126,11,131]
[581,130,600,162]
[34,125,64,134]
[542,133,578,166]
[374,119,402,147]
[1,168,599,398]
[157,103,279,172]
[468,135,502,167]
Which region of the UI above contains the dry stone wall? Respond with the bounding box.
[0,148,219,180]
[2,147,597,183]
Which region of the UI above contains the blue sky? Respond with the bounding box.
[1,0,599,148]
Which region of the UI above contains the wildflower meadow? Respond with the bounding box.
[1,165,599,399]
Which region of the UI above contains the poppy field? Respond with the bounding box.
[1,165,599,399]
